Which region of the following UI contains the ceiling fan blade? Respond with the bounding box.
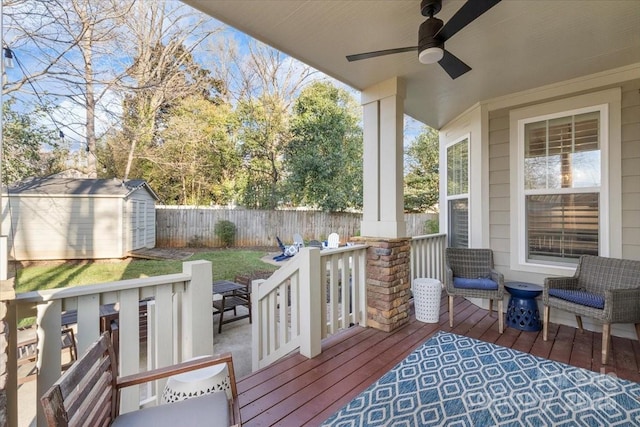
[438,50,471,79]
[346,46,418,62]
[437,0,501,41]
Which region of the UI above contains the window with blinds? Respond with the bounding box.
[449,198,469,248]
[524,112,600,190]
[526,193,599,262]
[523,110,601,264]
[447,139,468,195]
[447,138,469,248]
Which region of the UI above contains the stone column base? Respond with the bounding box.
[352,237,411,332]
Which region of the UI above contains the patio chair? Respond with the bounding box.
[327,233,340,249]
[293,233,305,249]
[444,248,504,333]
[17,326,77,385]
[273,236,292,261]
[41,331,240,427]
[543,255,640,364]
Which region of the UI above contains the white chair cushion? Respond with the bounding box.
[111,391,230,427]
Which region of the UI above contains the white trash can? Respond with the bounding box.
[413,278,442,323]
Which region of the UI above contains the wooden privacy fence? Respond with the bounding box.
[155,206,437,248]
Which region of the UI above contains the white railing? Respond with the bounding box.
[7,260,214,427]
[410,233,447,284]
[251,245,368,370]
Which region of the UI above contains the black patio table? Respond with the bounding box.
[212,280,251,332]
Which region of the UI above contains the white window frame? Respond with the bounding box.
[510,89,621,276]
[446,134,470,248]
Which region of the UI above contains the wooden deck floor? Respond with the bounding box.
[236,295,640,426]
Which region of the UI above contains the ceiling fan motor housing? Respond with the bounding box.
[418,17,444,52]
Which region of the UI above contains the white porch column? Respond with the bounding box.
[361,77,407,238]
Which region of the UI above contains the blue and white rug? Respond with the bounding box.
[321,331,640,426]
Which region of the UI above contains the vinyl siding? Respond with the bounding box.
[483,80,639,339]
[123,190,157,252]
[488,81,640,276]
[621,80,640,259]
[488,109,511,273]
[5,196,124,260]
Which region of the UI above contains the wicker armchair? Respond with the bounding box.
[543,255,640,364]
[444,248,504,333]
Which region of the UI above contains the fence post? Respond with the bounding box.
[181,260,213,360]
[299,248,321,358]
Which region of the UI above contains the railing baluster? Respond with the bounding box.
[119,288,141,414]
[410,233,447,284]
[268,290,277,353]
[153,283,174,397]
[340,252,349,329]
[76,294,100,355]
[36,300,62,427]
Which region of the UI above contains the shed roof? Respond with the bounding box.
[7,178,160,201]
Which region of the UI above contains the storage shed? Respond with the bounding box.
[1,178,159,261]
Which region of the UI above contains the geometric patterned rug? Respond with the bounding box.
[321,331,640,426]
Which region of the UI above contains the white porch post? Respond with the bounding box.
[361,77,407,238]
[299,247,321,358]
[181,260,214,360]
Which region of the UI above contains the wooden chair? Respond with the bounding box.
[41,331,241,426]
[444,248,505,333]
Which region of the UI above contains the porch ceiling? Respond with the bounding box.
[182,0,640,129]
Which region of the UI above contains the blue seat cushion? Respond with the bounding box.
[548,289,605,309]
[453,277,498,290]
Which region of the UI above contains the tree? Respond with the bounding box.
[145,96,238,205]
[284,81,363,212]
[116,1,225,181]
[1,99,66,185]
[209,38,315,209]
[404,126,439,212]
[6,0,136,177]
[235,94,289,209]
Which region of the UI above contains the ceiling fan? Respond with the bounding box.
[346,0,501,79]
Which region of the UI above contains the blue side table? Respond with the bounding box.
[505,282,543,331]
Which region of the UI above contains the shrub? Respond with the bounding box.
[214,220,237,248]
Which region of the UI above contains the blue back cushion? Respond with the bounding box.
[453,277,498,290]
[548,289,605,309]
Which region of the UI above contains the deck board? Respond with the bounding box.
[237,295,640,426]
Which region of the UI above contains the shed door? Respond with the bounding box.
[133,200,147,249]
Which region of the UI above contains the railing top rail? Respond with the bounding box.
[411,233,447,241]
[319,244,368,258]
[15,272,191,303]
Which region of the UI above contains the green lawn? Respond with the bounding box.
[15,249,278,294]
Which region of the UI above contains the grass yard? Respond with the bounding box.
[15,249,278,294]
